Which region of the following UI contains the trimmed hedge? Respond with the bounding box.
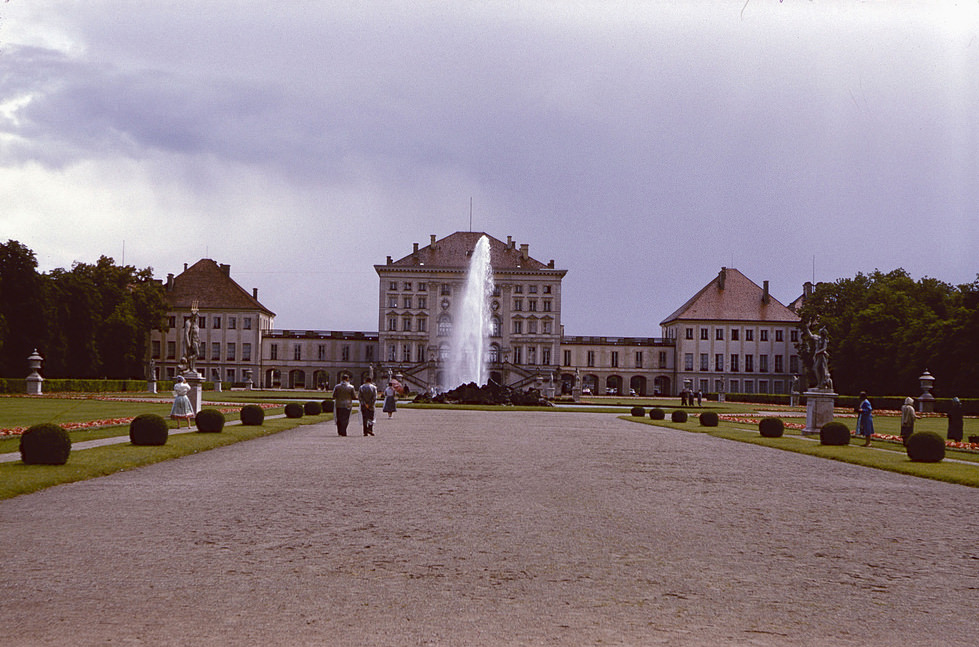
[195,408,225,433]
[671,410,688,423]
[284,403,304,419]
[321,400,334,413]
[906,431,945,463]
[304,401,323,416]
[649,408,665,420]
[820,421,851,446]
[758,417,784,438]
[699,412,719,427]
[630,406,645,417]
[240,404,265,426]
[129,414,169,446]
[19,423,71,465]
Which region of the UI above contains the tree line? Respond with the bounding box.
[796,269,979,399]
[0,240,169,380]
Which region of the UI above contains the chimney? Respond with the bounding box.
[718,267,726,290]
[507,235,513,249]
[184,263,188,271]
[519,243,529,259]
[548,260,555,268]
[430,234,437,246]
[763,280,770,304]
[386,255,393,265]
[804,281,814,299]
[413,242,419,253]
[220,264,231,276]
[166,273,174,291]
[253,288,259,300]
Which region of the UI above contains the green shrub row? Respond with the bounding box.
[284,401,333,419]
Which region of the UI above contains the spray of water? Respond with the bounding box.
[446,235,494,388]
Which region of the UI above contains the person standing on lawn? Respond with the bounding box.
[900,397,917,445]
[858,392,874,447]
[947,397,964,442]
[332,373,356,437]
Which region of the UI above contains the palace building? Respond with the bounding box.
[150,233,800,396]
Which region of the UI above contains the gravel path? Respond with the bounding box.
[1,409,977,646]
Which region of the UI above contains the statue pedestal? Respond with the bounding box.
[147,380,157,394]
[214,381,222,392]
[26,375,43,395]
[717,393,725,403]
[804,389,837,435]
[183,371,204,414]
[572,386,582,403]
[790,394,799,407]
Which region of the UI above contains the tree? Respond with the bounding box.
[0,240,46,376]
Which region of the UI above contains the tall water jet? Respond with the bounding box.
[446,235,494,388]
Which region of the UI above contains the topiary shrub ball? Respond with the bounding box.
[758,417,784,438]
[195,408,225,433]
[239,404,265,426]
[820,421,851,446]
[630,406,645,417]
[321,400,334,413]
[304,401,323,416]
[671,410,688,423]
[284,403,304,419]
[129,413,169,446]
[906,431,945,463]
[649,408,665,420]
[19,423,72,465]
[699,412,719,427]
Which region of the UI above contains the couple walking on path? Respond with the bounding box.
[332,374,388,436]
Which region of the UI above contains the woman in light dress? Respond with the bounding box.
[170,375,194,427]
[382,382,398,418]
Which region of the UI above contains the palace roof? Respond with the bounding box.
[378,232,564,273]
[660,267,800,325]
[166,259,275,315]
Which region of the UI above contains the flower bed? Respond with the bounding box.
[717,414,806,431]
[0,402,280,437]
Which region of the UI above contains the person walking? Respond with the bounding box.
[332,373,356,437]
[900,397,917,445]
[383,381,398,418]
[358,375,378,436]
[947,397,964,442]
[858,391,874,447]
[170,375,194,428]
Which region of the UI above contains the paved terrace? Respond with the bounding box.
[1,409,977,646]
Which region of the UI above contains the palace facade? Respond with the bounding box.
[150,233,801,396]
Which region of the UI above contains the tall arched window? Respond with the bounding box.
[489,343,500,363]
[438,314,452,337]
[491,316,502,337]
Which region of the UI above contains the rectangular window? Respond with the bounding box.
[745,355,754,372]
[418,318,427,332]
[759,380,769,394]
[388,296,398,308]
[366,345,374,361]
[543,285,552,294]
[543,300,552,312]
[403,282,412,291]
[700,328,709,340]
[388,317,397,331]
[774,355,784,373]
[513,320,523,334]
[528,300,538,311]
[418,297,427,309]
[513,346,522,363]
[390,281,398,291]
[730,354,739,372]
[417,344,426,362]
[514,285,523,294]
[226,369,236,383]
[228,317,236,330]
[228,343,237,361]
[774,381,784,394]
[791,329,799,342]
[542,321,552,334]
[270,344,278,360]
[587,351,596,367]
[402,344,411,362]
[290,344,299,361]
[731,329,739,341]
[542,347,551,365]
[213,317,221,329]
[775,329,783,342]
[700,353,709,371]
[529,285,538,294]
[730,379,739,393]
[761,330,769,342]
[528,346,537,365]
[659,351,667,368]
[715,354,723,371]
[244,317,252,330]
[745,329,754,342]
[211,342,220,361]
[611,351,619,368]
[513,299,523,311]
[318,344,326,360]
[635,351,643,368]
[441,284,451,296]
[388,344,396,361]
[564,350,572,366]
[168,316,176,329]
[342,346,350,362]
[419,283,427,292]
[403,318,411,331]
[699,379,709,394]
[760,354,769,372]
[243,343,252,362]
[403,297,412,309]
[716,328,724,340]
[528,320,538,334]
[152,340,161,359]
[685,328,694,340]
[790,355,800,374]
[744,380,755,394]
[166,341,176,360]
[684,353,694,371]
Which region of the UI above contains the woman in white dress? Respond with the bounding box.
[170,375,194,427]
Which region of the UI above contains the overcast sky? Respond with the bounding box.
[2,1,977,336]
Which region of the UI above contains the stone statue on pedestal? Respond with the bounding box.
[804,322,832,391]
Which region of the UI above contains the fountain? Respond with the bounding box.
[445,235,494,389]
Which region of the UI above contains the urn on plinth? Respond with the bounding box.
[26,349,44,395]
[917,369,936,413]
